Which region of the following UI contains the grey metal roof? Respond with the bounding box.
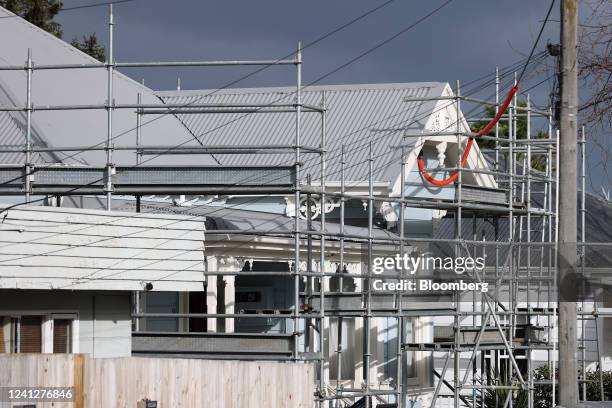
[0,6,211,166]
[0,96,59,164]
[0,110,32,164]
[158,82,447,183]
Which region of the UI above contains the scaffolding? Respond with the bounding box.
[0,6,610,408]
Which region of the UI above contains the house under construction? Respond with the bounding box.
[0,5,611,408]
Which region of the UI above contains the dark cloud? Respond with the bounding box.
[56,1,559,89]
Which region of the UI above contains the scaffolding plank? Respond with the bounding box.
[0,165,296,195]
[132,332,294,359]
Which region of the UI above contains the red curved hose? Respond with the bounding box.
[417,85,519,187]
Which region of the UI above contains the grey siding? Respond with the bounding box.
[0,289,131,358]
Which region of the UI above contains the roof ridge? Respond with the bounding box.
[156,82,446,97]
[0,6,156,97]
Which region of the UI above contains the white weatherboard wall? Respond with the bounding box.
[0,205,206,291]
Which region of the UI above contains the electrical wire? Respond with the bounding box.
[517,0,557,84]
[0,0,138,19]
[60,0,137,12]
[417,0,556,186]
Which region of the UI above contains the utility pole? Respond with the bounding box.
[558,0,578,405]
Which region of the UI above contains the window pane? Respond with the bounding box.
[19,316,42,353]
[53,319,72,353]
[145,292,179,332]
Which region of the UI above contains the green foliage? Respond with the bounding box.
[71,34,105,62]
[477,369,528,408]
[1,0,63,37]
[532,364,555,408]
[480,365,612,408]
[584,369,612,401]
[472,101,549,172]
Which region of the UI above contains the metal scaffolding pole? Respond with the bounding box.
[364,142,374,408]
[495,67,500,173]
[397,147,406,408]
[135,92,142,213]
[293,42,302,360]
[526,95,534,408]
[319,92,327,398]
[454,79,462,408]
[105,4,115,211]
[580,126,586,401]
[24,48,32,204]
[336,145,346,401]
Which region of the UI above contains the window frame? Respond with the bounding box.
[0,311,78,354]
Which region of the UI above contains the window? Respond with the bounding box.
[143,292,180,332]
[0,314,76,354]
[383,317,417,386]
[18,316,42,353]
[53,319,73,353]
[0,316,43,353]
[329,317,356,381]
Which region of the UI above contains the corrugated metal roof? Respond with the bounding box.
[0,6,211,166]
[158,82,447,183]
[0,99,58,164]
[0,110,29,164]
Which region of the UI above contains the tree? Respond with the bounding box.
[531,365,612,408]
[472,100,549,172]
[1,0,106,61]
[578,0,611,129]
[71,34,105,62]
[0,0,63,37]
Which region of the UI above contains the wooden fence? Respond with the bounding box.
[0,354,313,407]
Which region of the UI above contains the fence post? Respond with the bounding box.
[74,353,86,408]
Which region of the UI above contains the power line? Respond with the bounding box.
[517,0,556,84]
[0,0,138,19]
[60,0,137,12]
